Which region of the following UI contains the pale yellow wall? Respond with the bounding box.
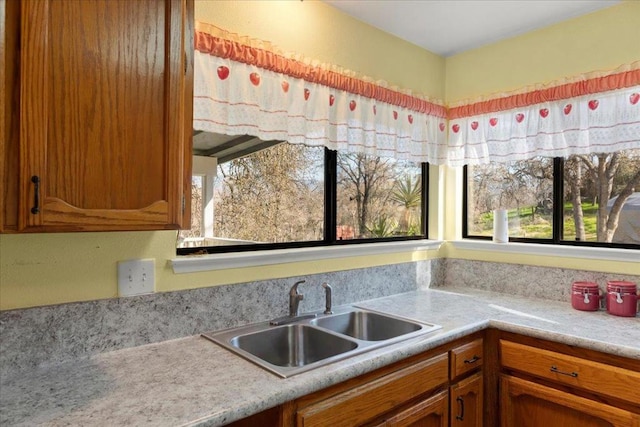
[195,0,446,100]
[0,232,437,310]
[445,1,640,104]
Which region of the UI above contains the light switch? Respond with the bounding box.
[117,259,155,297]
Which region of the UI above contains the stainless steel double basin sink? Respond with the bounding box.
[201,306,441,377]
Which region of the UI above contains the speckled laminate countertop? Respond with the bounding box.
[1,287,638,427]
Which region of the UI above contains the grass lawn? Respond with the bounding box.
[471,202,600,241]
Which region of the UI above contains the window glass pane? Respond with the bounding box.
[179,142,324,248]
[466,158,554,239]
[563,149,640,243]
[337,153,422,239]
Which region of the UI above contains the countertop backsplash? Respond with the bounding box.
[2,256,636,380]
[436,258,640,302]
[0,259,438,379]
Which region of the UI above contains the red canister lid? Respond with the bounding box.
[606,281,637,292]
[572,281,599,291]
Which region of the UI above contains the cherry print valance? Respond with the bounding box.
[193,22,448,163]
[446,62,640,166]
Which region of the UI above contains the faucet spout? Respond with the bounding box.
[289,280,306,317]
[322,283,333,314]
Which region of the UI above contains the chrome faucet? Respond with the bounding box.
[322,283,333,314]
[269,280,328,326]
[289,280,306,317]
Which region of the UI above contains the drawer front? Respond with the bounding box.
[381,390,449,427]
[297,353,449,427]
[500,340,640,405]
[450,338,483,379]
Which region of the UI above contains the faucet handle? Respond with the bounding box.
[322,283,333,314]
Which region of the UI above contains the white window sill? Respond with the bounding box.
[449,240,638,263]
[170,240,443,274]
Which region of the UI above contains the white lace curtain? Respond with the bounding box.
[446,63,640,166]
[192,22,448,164]
[192,22,640,166]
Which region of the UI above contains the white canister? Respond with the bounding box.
[493,209,509,243]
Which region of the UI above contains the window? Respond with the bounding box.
[178,141,428,254]
[337,153,424,240]
[464,149,640,248]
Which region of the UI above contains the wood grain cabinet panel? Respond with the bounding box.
[12,0,192,231]
[450,338,483,380]
[296,353,449,427]
[1,0,21,231]
[372,390,449,427]
[500,340,640,405]
[451,372,483,427]
[501,375,640,427]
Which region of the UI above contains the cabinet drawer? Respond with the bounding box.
[378,390,449,427]
[450,338,483,379]
[297,353,449,427]
[500,340,640,405]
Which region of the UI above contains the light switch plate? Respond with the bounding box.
[117,259,155,297]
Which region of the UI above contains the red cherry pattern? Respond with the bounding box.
[563,104,572,115]
[217,70,636,136]
[249,72,260,86]
[217,66,230,80]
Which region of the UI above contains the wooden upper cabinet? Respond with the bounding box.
[16,0,192,231]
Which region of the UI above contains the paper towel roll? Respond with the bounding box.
[493,209,509,243]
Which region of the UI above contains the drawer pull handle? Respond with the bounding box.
[464,355,480,364]
[31,175,40,214]
[550,365,578,378]
[456,396,465,421]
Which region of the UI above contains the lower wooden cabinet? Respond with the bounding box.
[295,353,449,427]
[499,337,640,427]
[226,331,640,427]
[451,372,483,427]
[372,390,449,427]
[500,375,640,427]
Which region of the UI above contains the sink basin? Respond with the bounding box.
[310,310,421,341]
[202,306,441,378]
[230,324,357,367]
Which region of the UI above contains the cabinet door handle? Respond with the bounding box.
[455,396,465,421]
[550,365,578,378]
[31,175,40,214]
[464,355,480,364]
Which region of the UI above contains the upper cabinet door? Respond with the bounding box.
[19,0,192,231]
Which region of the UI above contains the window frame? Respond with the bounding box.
[177,148,430,255]
[463,157,640,250]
